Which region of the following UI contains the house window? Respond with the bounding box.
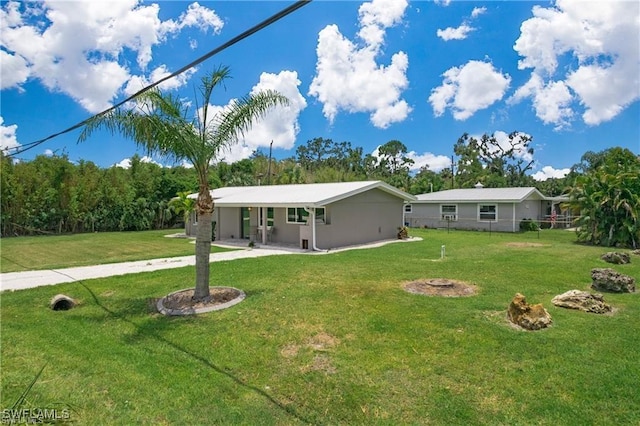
[259,207,274,227]
[287,207,325,224]
[440,204,458,221]
[404,204,412,213]
[478,204,497,222]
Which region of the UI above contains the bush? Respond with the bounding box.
[519,218,539,232]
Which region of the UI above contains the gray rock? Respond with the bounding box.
[551,290,612,314]
[507,293,552,330]
[601,252,631,264]
[591,268,636,293]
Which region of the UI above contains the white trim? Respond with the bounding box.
[478,204,498,222]
[286,207,325,224]
[440,204,458,221]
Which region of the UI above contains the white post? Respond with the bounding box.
[261,207,267,245]
[441,245,445,259]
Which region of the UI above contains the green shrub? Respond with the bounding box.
[519,218,539,232]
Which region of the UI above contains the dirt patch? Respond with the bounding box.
[404,278,477,297]
[505,242,547,248]
[301,354,337,374]
[307,331,340,351]
[281,332,340,358]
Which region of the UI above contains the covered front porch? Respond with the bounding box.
[212,237,307,253]
[188,205,325,251]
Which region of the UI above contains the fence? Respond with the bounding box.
[404,214,576,232]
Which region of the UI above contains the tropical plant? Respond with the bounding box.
[569,149,640,248]
[169,191,196,234]
[79,66,289,300]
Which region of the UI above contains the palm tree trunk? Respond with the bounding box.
[194,210,212,300]
[194,186,214,301]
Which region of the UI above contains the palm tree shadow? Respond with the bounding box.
[77,280,313,425]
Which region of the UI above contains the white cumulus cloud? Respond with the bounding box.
[429,60,511,120]
[124,65,198,97]
[436,24,474,41]
[512,0,639,126]
[489,130,534,162]
[0,0,223,113]
[509,74,573,129]
[531,166,570,181]
[406,151,451,172]
[437,6,486,41]
[0,116,20,153]
[471,7,487,19]
[114,155,163,169]
[308,0,411,129]
[206,71,307,164]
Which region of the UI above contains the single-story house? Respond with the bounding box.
[187,181,415,250]
[404,184,570,232]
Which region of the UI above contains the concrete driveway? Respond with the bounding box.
[0,248,293,292]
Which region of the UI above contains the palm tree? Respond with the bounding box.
[79,66,289,300]
[169,191,196,235]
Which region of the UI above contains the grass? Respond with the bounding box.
[0,230,233,273]
[1,229,639,424]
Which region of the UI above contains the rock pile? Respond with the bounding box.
[507,293,552,330]
[591,268,636,293]
[551,290,612,314]
[601,252,631,264]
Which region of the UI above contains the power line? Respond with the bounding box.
[6,0,312,158]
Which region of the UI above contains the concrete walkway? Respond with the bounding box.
[0,237,421,292]
[0,248,294,292]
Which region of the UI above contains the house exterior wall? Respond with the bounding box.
[214,207,242,239]
[405,196,544,233]
[187,188,406,248]
[309,189,404,249]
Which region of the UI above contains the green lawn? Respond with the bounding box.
[1,229,639,425]
[0,230,233,273]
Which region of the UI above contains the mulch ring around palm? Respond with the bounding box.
[156,286,246,315]
[403,278,478,297]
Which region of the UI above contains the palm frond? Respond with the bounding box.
[209,90,289,155]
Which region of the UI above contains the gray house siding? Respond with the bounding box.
[204,188,404,248]
[310,189,403,249]
[406,197,545,233]
[185,181,414,249]
[213,207,241,239]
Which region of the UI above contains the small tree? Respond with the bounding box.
[169,191,196,235]
[569,148,640,248]
[80,66,289,301]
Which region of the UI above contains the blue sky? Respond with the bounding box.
[1,0,638,180]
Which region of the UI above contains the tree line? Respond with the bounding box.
[1,140,637,247]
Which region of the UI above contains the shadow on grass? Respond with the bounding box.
[73,279,313,425]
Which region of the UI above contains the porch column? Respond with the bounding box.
[261,207,267,245]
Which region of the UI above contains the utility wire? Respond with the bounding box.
[6,0,312,158]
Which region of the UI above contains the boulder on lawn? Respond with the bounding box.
[551,290,612,314]
[591,268,636,293]
[601,252,631,264]
[507,293,552,330]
